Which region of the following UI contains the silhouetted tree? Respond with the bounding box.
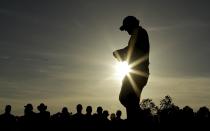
[160,95,174,110]
[195,106,209,129]
[140,98,159,115]
[158,96,182,130]
[181,106,195,129]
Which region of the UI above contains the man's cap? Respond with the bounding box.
[37,103,47,110]
[24,103,33,109]
[120,16,140,31]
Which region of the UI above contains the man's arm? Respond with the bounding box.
[113,46,128,61]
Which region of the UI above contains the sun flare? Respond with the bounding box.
[115,61,131,79]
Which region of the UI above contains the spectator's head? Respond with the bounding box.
[116,110,122,118]
[76,104,83,114]
[24,104,33,114]
[24,104,33,111]
[5,105,11,114]
[37,103,47,112]
[110,113,116,121]
[97,106,103,115]
[103,110,109,118]
[86,106,92,115]
[62,107,69,114]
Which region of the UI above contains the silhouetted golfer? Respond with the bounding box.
[113,16,150,119]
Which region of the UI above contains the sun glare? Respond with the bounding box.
[115,61,131,79]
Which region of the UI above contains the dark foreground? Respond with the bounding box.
[0,101,210,130]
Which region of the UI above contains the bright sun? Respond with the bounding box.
[115,61,131,79]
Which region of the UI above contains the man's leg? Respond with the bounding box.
[119,76,148,119]
[119,77,132,108]
[126,95,140,120]
[119,77,140,119]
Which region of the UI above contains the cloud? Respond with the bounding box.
[142,75,210,109]
[148,20,210,32]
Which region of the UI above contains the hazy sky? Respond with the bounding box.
[0,0,210,117]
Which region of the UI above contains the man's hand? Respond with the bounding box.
[113,46,128,61]
[113,51,117,58]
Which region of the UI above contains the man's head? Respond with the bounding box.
[37,103,47,112]
[120,16,139,35]
[86,106,92,115]
[62,107,69,114]
[96,106,103,115]
[24,104,33,111]
[116,110,122,118]
[5,105,11,114]
[24,103,33,114]
[76,104,83,114]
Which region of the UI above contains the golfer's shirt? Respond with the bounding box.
[127,27,150,77]
[127,28,138,62]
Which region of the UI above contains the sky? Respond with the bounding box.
[0,0,210,117]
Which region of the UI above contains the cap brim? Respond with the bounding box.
[119,25,125,31]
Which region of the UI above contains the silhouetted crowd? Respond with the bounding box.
[0,102,210,130]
